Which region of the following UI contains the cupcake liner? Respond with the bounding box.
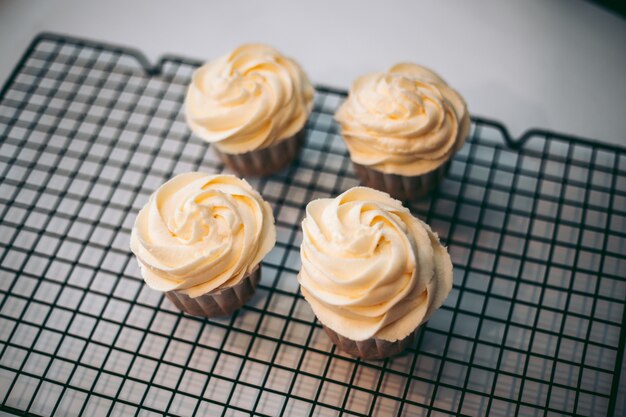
[352,159,452,201]
[322,324,418,360]
[213,130,306,177]
[165,266,260,318]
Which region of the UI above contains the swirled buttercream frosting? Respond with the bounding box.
[299,187,452,341]
[130,173,276,298]
[185,44,314,154]
[335,63,470,176]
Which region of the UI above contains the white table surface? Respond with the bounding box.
[1,0,625,147]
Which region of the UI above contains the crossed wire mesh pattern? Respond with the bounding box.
[0,34,625,417]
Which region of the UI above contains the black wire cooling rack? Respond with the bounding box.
[0,33,625,417]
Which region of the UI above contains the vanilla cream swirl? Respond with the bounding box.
[298,187,452,341]
[130,173,276,298]
[335,63,470,176]
[185,44,314,154]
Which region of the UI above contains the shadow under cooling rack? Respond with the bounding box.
[0,33,625,417]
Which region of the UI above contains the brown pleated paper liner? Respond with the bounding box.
[352,159,451,201]
[213,129,306,177]
[165,266,260,318]
[322,325,418,360]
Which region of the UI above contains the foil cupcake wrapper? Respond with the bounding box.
[213,130,305,177]
[165,266,260,318]
[352,159,451,201]
[322,325,418,360]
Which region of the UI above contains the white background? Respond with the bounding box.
[0,0,625,146]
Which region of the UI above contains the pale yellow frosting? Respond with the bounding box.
[130,173,276,298]
[298,187,452,342]
[335,63,470,176]
[185,44,314,154]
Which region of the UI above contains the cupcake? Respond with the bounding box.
[298,187,453,359]
[185,44,314,177]
[130,173,276,317]
[335,63,470,200]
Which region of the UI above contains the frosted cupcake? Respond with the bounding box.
[130,173,276,317]
[298,187,453,359]
[335,63,470,200]
[185,44,314,176]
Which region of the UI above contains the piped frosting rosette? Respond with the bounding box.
[185,44,314,154]
[130,173,276,298]
[335,63,469,176]
[299,187,452,342]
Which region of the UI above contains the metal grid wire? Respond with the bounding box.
[0,33,625,417]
